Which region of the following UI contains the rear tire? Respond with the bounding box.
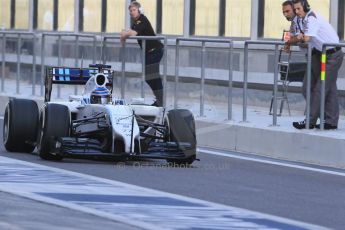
[166,109,196,165]
[3,98,38,153]
[37,104,70,161]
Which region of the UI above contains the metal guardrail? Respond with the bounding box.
[243,41,313,127]
[3,30,345,131]
[175,37,233,119]
[0,32,37,95]
[0,32,169,105]
[101,35,167,106]
[0,31,98,97]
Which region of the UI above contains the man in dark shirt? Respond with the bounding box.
[282,0,300,52]
[120,1,164,107]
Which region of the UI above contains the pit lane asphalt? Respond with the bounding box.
[0,121,345,230]
[0,191,140,230]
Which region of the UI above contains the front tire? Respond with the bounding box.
[3,98,38,153]
[37,104,70,161]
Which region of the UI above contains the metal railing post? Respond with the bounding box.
[102,37,107,65]
[74,35,79,95]
[121,41,126,99]
[32,34,37,96]
[163,37,168,107]
[1,34,5,92]
[16,34,22,94]
[320,46,327,130]
[305,44,312,129]
[40,34,45,96]
[200,41,206,117]
[243,42,249,122]
[141,40,146,98]
[174,39,180,109]
[93,37,97,63]
[228,40,233,120]
[272,44,279,126]
[57,35,62,98]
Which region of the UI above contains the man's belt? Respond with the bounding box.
[312,47,341,55]
[326,46,341,55]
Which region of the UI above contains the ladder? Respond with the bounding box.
[269,53,292,116]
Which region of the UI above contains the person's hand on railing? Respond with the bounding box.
[120,29,138,45]
[120,29,127,45]
[283,43,291,53]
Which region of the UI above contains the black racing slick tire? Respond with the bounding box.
[166,109,197,165]
[3,98,39,153]
[37,104,70,161]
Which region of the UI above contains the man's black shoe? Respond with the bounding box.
[315,123,337,130]
[292,120,315,129]
[151,101,162,107]
[151,101,158,106]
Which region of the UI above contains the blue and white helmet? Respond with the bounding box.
[90,87,111,104]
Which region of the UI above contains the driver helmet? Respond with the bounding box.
[90,87,111,104]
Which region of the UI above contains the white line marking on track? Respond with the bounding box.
[198,147,345,177]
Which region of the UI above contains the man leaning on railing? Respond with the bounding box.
[120,1,164,107]
[287,0,344,130]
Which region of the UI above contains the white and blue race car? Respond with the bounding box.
[3,64,197,165]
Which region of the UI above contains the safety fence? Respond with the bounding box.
[175,38,233,119]
[1,31,343,129]
[1,32,37,95]
[244,41,313,127]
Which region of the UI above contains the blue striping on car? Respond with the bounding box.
[92,87,110,95]
[48,67,105,85]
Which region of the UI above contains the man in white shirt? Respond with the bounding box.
[287,0,343,130]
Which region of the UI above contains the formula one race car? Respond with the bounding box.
[3,64,197,165]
